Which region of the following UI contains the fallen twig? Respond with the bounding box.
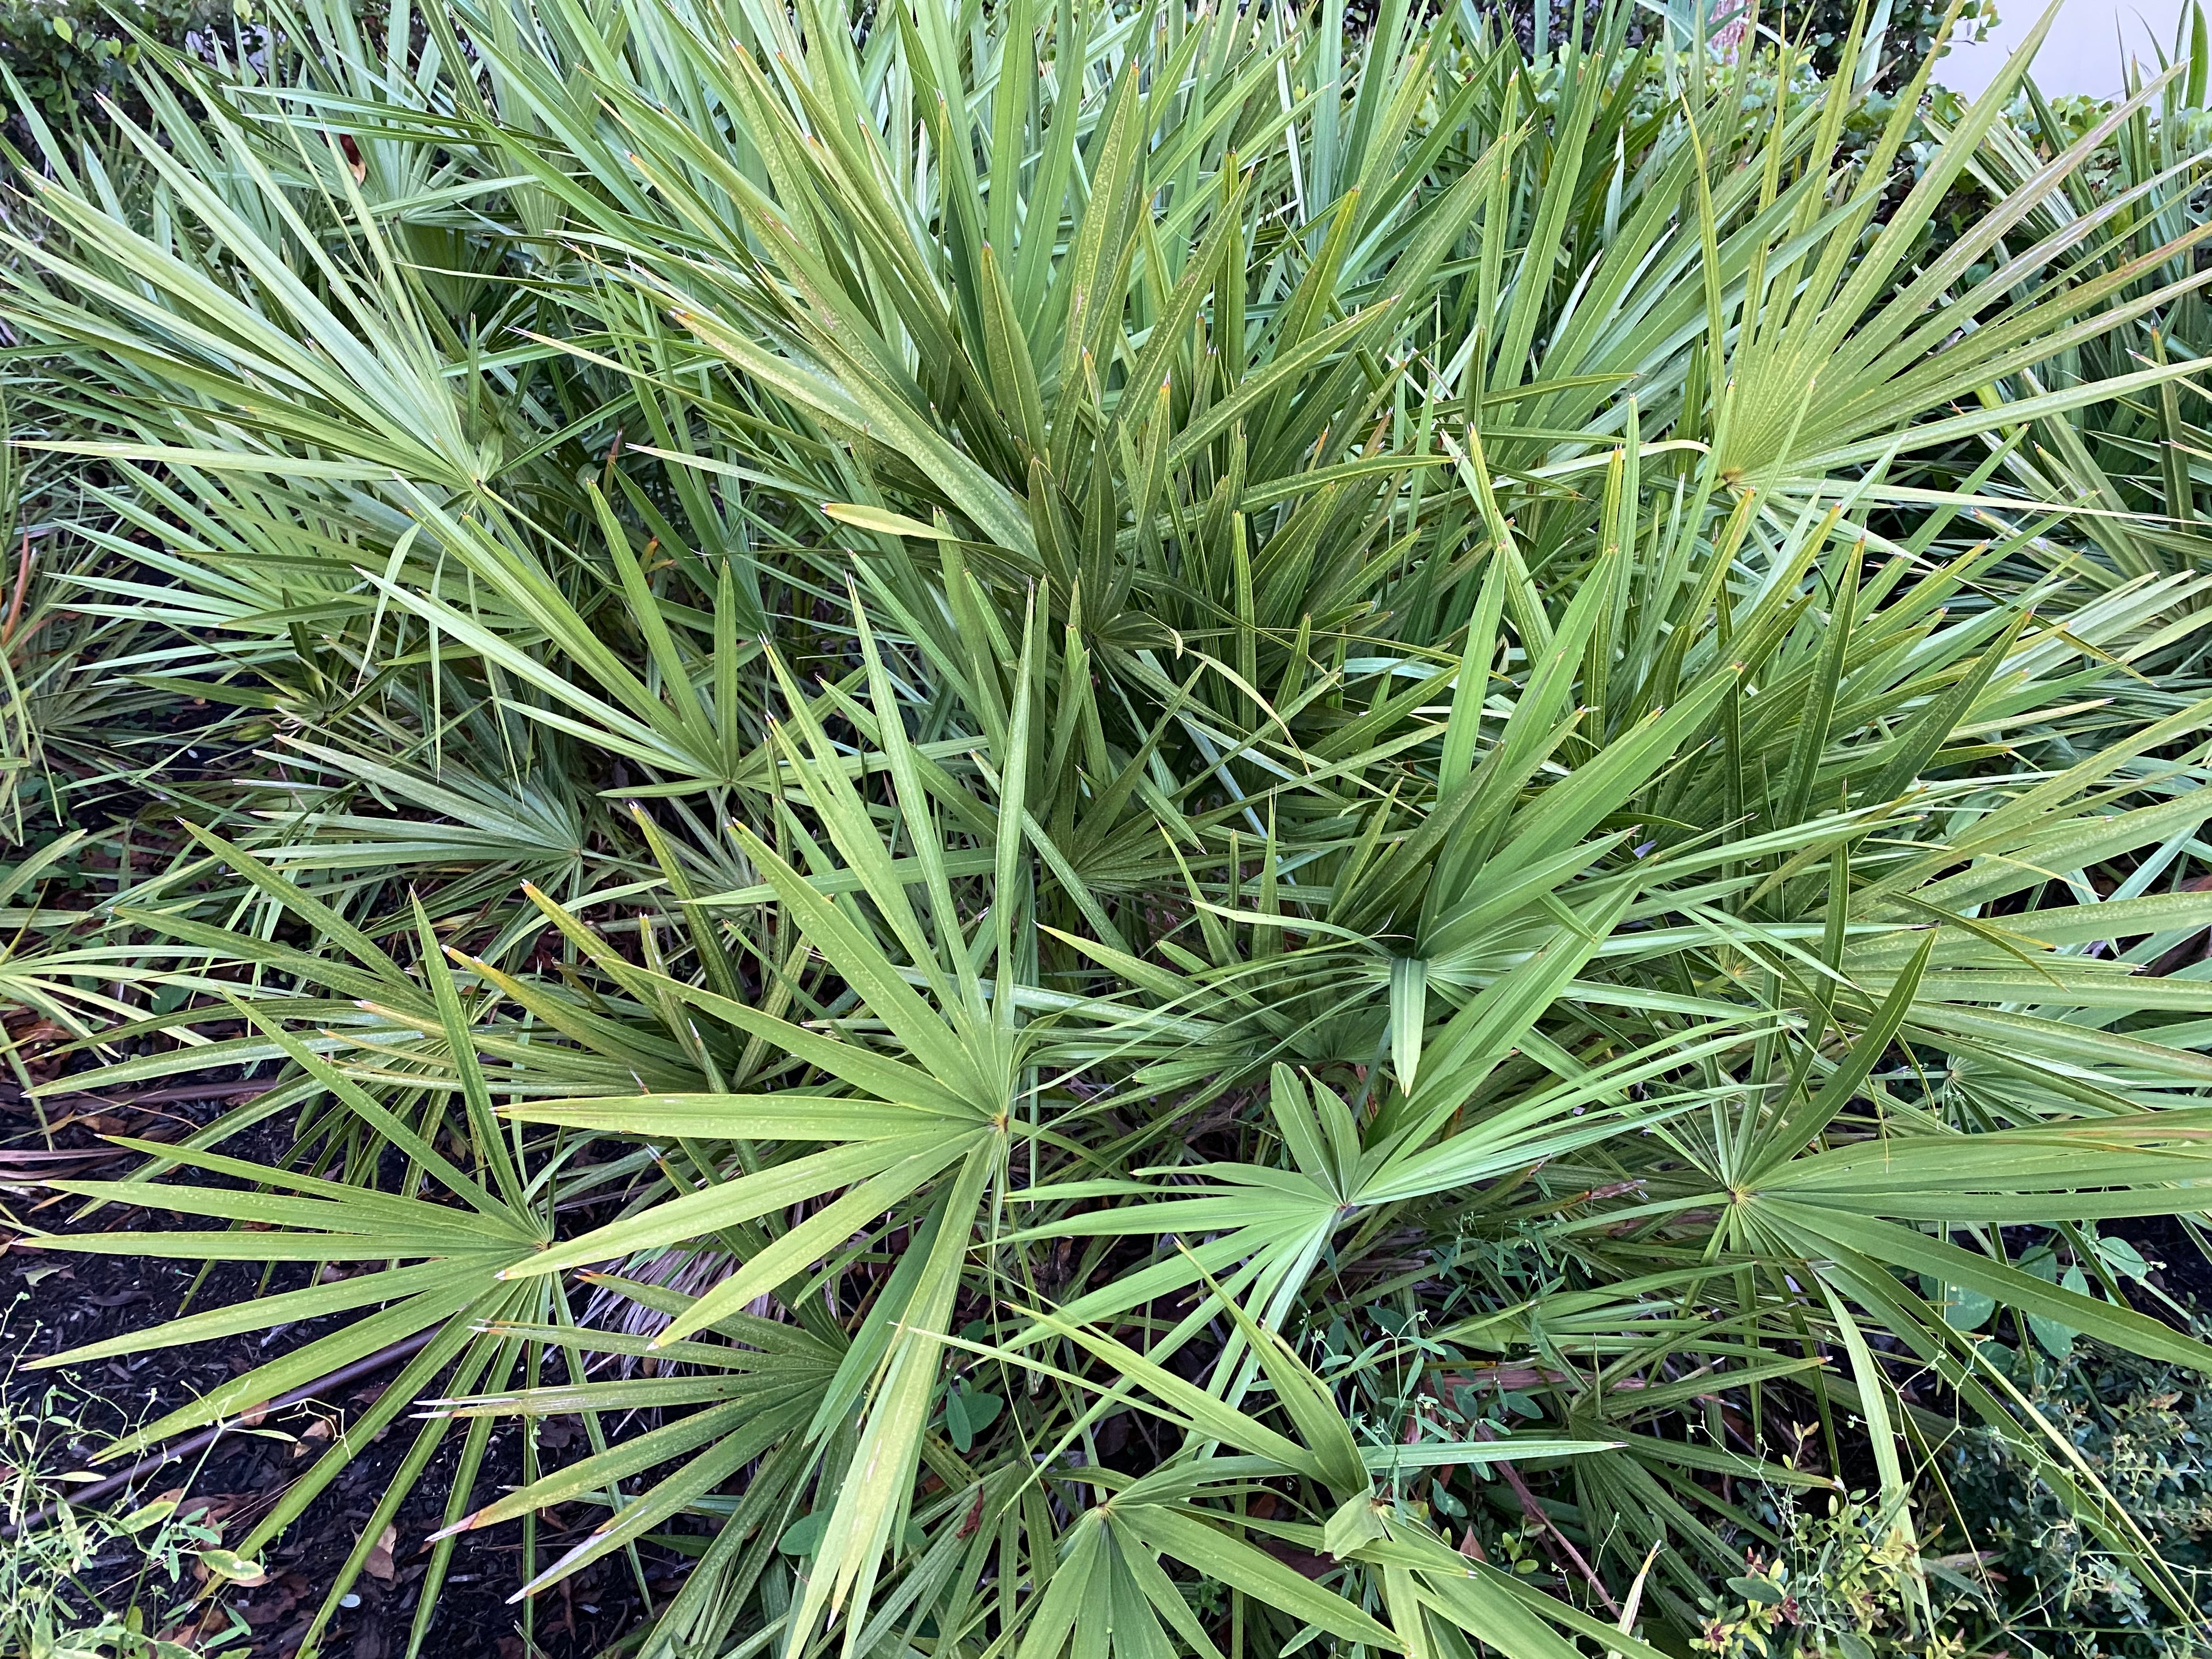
[2,1328,437,1537]
[2,1080,276,1112]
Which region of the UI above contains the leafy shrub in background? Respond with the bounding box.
[0,0,235,126]
[1681,1227,2212,1656]
[1937,1325,2212,1658]
[6,2,2212,1658]
[0,0,2000,137]
[1808,0,1992,88]
[1695,1313,2212,1659]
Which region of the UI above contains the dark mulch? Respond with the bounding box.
[0,1084,686,1659]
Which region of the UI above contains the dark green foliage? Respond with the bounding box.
[0,0,233,125]
[1941,1332,2212,1657]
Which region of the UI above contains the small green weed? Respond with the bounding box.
[0,1305,259,1659]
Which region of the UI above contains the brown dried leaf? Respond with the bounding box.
[364,1522,397,1582]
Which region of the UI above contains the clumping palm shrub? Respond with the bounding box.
[9,0,2212,1656]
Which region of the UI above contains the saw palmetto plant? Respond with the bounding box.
[9,0,2212,1653]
